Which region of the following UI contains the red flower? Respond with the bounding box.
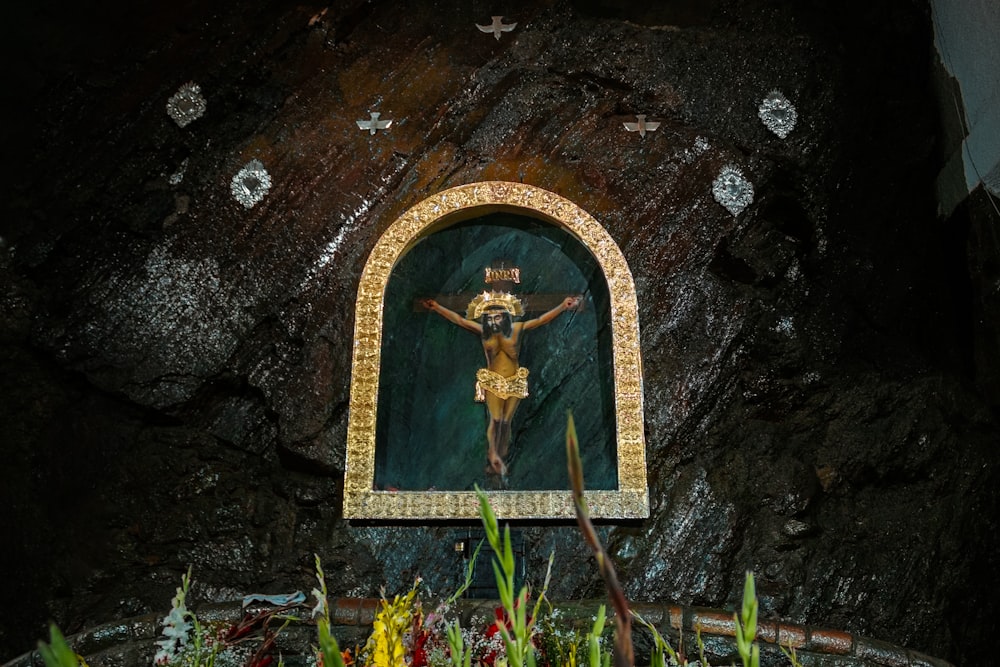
[485,605,509,638]
[315,649,353,667]
[410,605,430,667]
[411,630,430,667]
[482,602,532,666]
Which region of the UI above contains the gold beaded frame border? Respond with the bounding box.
[343,181,648,520]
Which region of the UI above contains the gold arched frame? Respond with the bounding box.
[344,181,647,519]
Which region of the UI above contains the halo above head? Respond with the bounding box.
[467,291,524,319]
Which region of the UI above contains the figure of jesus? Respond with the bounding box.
[421,291,582,478]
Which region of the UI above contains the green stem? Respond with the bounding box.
[567,412,634,667]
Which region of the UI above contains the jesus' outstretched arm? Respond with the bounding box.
[522,295,582,331]
[421,298,482,335]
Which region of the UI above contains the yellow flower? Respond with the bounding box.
[362,581,420,667]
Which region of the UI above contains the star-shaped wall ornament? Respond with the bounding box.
[356,111,393,135]
[623,114,661,138]
[476,16,516,40]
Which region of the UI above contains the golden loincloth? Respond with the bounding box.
[475,367,529,402]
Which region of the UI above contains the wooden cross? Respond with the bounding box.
[414,259,583,315]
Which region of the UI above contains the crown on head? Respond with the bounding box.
[466,291,524,319]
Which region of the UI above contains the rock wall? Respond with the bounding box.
[2,0,998,664]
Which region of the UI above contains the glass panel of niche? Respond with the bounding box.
[344,182,647,520]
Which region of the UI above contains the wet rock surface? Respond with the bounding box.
[2,0,998,664]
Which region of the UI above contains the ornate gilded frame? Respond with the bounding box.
[344,182,647,519]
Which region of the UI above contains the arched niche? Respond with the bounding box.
[344,182,647,519]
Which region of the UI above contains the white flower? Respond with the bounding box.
[311,586,326,619]
[153,606,191,664]
[153,580,193,665]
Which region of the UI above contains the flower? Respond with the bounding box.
[153,577,193,665]
[359,582,420,667]
[482,602,534,666]
[311,587,326,619]
[410,630,430,667]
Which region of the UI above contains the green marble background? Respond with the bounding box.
[374,213,617,491]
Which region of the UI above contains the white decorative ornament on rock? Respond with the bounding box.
[476,16,516,40]
[166,82,207,128]
[230,160,272,209]
[356,111,392,135]
[712,164,754,216]
[623,114,661,138]
[758,90,797,139]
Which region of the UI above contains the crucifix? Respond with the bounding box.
[418,260,583,482]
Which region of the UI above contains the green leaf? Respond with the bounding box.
[735,612,750,661]
[447,540,484,606]
[741,572,757,633]
[318,618,345,667]
[502,525,515,574]
[632,610,678,667]
[587,606,607,667]
[37,624,80,667]
[475,485,500,550]
[591,604,607,637]
[493,560,512,609]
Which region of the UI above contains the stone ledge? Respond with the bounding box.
[3,598,954,667]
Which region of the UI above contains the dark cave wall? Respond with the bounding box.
[2,0,999,664]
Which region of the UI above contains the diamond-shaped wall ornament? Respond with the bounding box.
[166,82,207,128]
[758,90,797,139]
[230,159,272,209]
[712,164,754,216]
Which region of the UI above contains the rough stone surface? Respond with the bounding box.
[2,0,998,665]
